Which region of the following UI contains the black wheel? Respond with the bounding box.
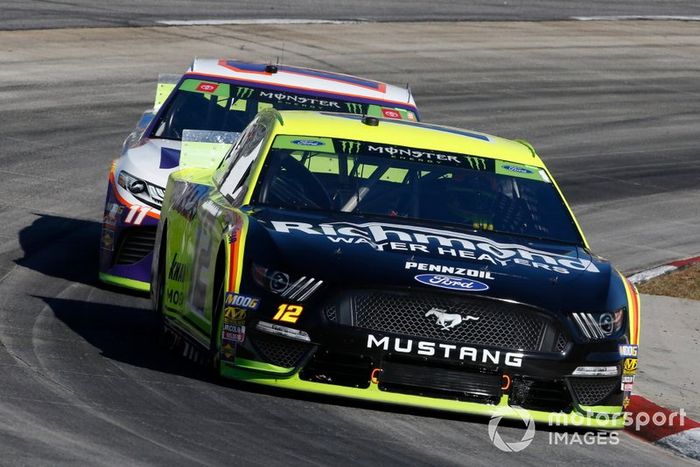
[153,227,175,348]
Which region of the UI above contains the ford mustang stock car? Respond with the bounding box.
[151,109,640,426]
[99,58,419,291]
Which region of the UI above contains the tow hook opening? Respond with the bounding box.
[370,368,383,384]
[502,374,512,391]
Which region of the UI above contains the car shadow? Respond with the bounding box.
[36,296,598,435]
[16,213,145,297]
[35,294,211,382]
[22,215,606,434]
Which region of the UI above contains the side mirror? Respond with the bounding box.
[154,74,182,110]
[179,130,240,170]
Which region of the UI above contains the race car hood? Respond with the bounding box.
[118,138,182,190]
[247,208,613,314]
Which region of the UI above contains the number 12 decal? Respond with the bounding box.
[273,304,303,324]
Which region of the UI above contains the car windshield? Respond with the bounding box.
[253,135,583,245]
[151,78,418,140]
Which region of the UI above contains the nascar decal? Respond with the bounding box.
[272,221,600,274]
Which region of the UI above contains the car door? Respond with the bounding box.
[188,119,270,325]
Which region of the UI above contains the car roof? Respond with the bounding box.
[268,110,543,167]
[188,58,416,108]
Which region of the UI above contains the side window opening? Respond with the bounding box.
[217,123,268,204]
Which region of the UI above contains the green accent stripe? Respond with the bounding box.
[232,358,293,374]
[220,364,625,429]
[99,273,150,292]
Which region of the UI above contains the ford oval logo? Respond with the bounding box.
[503,165,533,174]
[292,139,324,147]
[414,274,490,292]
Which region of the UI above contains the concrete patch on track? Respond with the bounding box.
[633,294,700,421]
[156,19,363,26]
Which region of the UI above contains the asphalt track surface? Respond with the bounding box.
[3,0,700,30]
[1,20,699,466]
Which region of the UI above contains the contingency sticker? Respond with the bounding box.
[495,161,545,182]
[179,79,231,97]
[272,135,336,153]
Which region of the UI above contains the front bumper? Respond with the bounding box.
[220,302,627,428]
[98,175,160,292]
[221,358,625,429]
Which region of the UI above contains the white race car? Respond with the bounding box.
[99,58,419,291]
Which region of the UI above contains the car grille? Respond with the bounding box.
[325,290,555,352]
[554,332,569,353]
[378,359,503,404]
[300,350,372,388]
[568,377,619,406]
[509,377,572,413]
[115,227,157,265]
[250,333,312,369]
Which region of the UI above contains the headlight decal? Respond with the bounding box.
[116,170,166,209]
[572,309,624,340]
[108,168,161,221]
[252,265,323,302]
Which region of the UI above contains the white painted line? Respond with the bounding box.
[572,15,700,21]
[627,265,677,284]
[656,428,700,461]
[157,18,362,26]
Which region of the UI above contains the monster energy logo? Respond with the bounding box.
[340,140,361,154]
[367,144,462,164]
[236,87,254,98]
[466,156,487,170]
[345,102,365,114]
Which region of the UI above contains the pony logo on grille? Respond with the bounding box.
[425,307,479,331]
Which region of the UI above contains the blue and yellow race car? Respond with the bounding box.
[152,109,640,427]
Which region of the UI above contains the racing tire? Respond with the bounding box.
[153,227,175,348]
